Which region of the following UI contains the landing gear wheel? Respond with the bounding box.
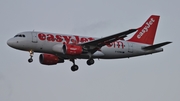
[28,58,33,63]
[28,50,34,63]
[71,65,79,71]
[87,59,94,65]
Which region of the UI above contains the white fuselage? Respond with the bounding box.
[7,31,163,60]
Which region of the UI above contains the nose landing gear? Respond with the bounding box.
[28,58,33,63]
[28,50,34,63]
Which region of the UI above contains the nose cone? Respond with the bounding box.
[7,38,14,47]
[7,37,26,50]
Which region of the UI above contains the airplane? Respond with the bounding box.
[7,15,171,71]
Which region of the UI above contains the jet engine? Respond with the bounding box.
[63,44,83,55]
[39,54,64,65]
[52,44,83,55]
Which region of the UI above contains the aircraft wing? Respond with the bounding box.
[81,29,137,48]
[79,29,137,54]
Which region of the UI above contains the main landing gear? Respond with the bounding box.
[87,59,94,66]
[70,58,95,72]
[28,50,34,63]
[70,59,79,72]
[86,53,95,66]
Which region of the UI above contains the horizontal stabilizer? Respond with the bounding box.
[142,42,172,50]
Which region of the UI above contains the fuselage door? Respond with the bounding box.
[31,32,38,43]
[128,42,133,53]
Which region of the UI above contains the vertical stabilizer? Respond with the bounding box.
[128,15,160,45]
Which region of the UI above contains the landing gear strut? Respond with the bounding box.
[87,59,94,65]
[70,59,79,72]
[28,50,34,63]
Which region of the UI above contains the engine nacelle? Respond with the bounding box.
[63,44,83,55]
[52,44,64,54]
[39,54,64,65]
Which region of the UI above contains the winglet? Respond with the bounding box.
[128,15,160,45]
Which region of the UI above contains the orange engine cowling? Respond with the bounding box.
[39,54,64,65]
[63,44,83,55]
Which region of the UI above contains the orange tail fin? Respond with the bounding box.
[128,15,160,45]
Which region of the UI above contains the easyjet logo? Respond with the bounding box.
[137,18,155,39]
[38,33,94,44]
[38,33,125,49]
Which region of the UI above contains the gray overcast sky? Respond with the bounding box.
[0,0,180,101]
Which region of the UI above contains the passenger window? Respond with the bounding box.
[22,35,25,37]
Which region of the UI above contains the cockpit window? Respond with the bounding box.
[14,35,18,37]
[14,34,25,37]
